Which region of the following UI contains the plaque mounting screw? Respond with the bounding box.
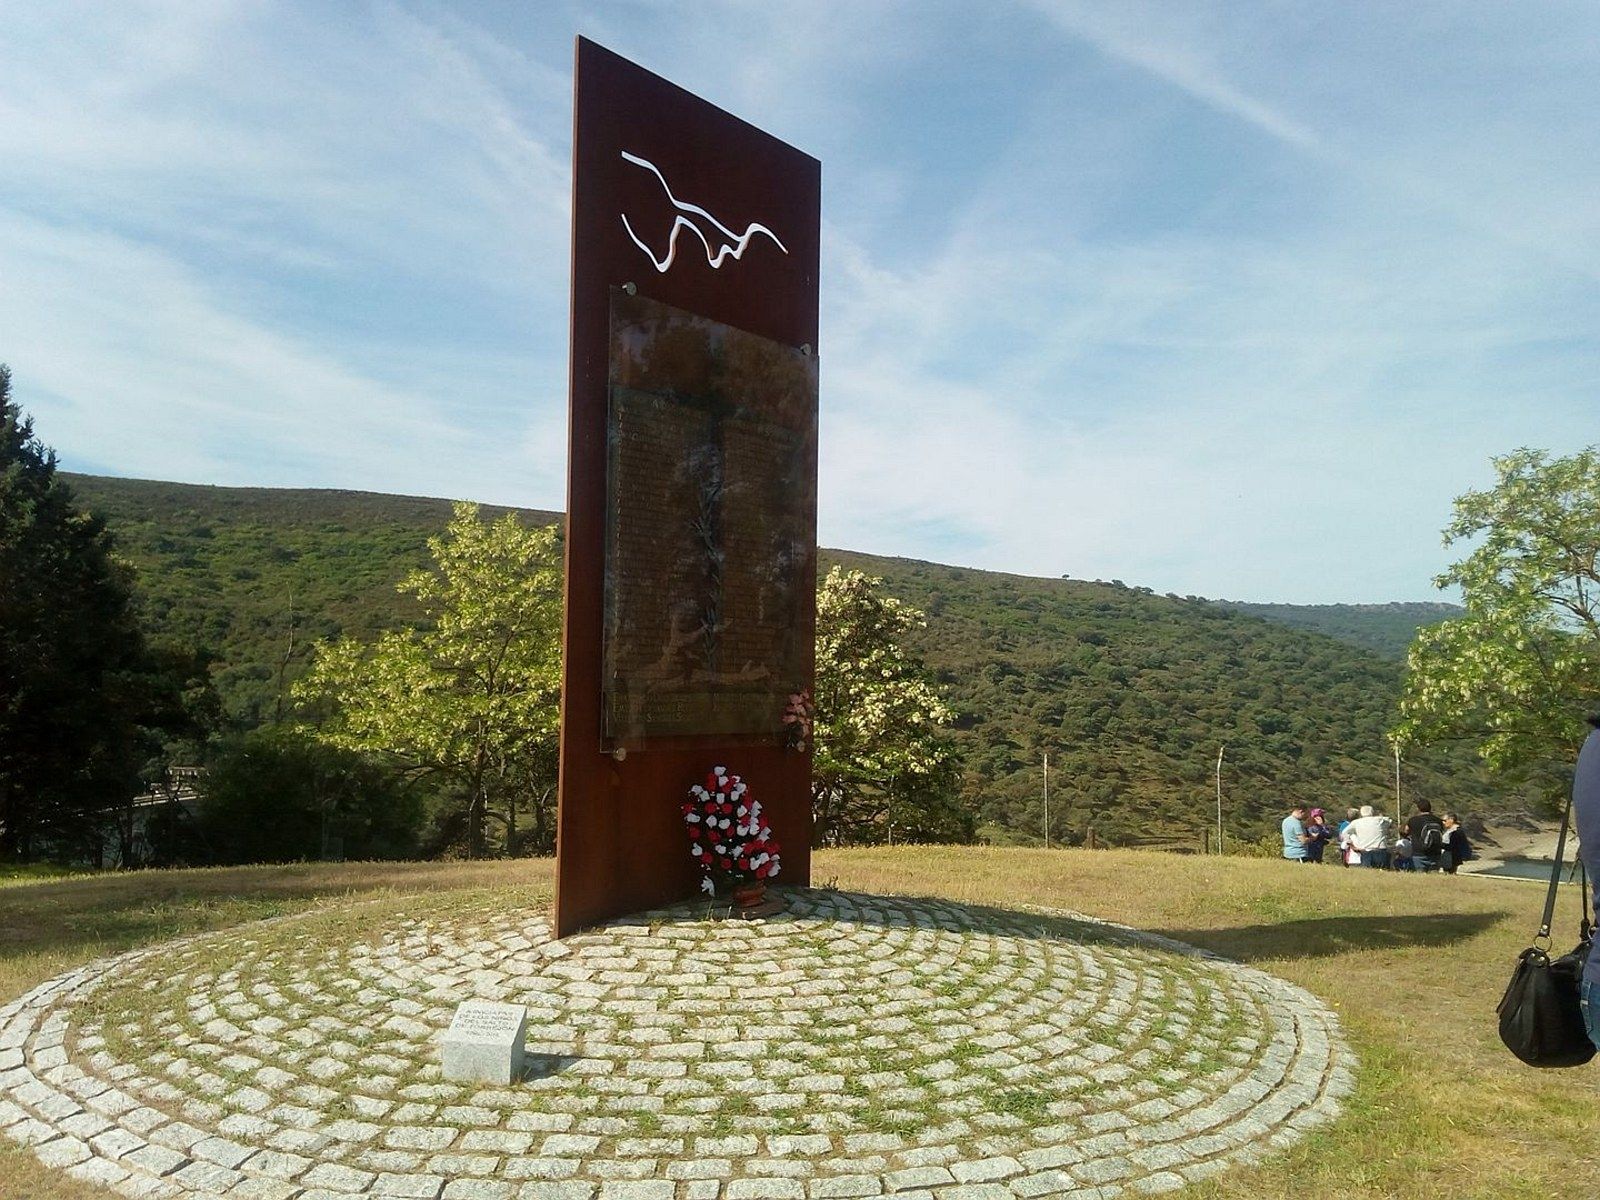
[610,746,628,762]
[623,282,637,296]
[800,343,812,357]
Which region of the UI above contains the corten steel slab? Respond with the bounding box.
[556,38,819,937]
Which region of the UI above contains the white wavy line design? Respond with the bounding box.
[619,150,788,273]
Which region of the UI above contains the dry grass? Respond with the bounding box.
[1,849,1595,1199]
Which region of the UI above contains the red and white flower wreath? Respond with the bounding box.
[682,766,782,896]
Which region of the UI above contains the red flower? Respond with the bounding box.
[685,767,780,888]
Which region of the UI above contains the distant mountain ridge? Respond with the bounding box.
[1216,600,1461,659]
[65,473,1499,843]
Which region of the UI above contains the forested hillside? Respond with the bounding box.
[827,553,1499,844]
[1217,600,1462,659]
[69,474,1507,844]
[68,476,557,723]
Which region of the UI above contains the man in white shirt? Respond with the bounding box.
[1344,804,1393,869]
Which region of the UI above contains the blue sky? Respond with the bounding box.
[3,2,1597,603]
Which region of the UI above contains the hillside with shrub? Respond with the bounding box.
[1216,599,1461,659]
[67,475,557,724]
[827,553,1500,845]
[68,474,1506,845]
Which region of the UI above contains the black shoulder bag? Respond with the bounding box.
[1496,795,1595,1067]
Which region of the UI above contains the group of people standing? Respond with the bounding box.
[1281,798,1473,872]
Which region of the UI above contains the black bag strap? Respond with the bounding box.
[1580,858,1593,945]
[1536,793,1574,945]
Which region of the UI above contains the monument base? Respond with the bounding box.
[707,895,787,921]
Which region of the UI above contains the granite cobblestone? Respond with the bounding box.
[0,889,1346,1199]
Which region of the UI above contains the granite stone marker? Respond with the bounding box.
[442,1000,527,1085]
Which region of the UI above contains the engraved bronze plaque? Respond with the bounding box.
[604,291,817,742]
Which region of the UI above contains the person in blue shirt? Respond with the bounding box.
[1574,715,1600,1051]
[1281,804,1311,863]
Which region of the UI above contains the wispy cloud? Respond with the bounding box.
[1,212,458,486]
[1027,0,1320,150]
[0,0,572,505]
[3,2,1598,601]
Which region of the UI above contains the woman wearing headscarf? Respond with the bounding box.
[1304,808,1332,863]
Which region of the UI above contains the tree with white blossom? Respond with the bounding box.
[1394,447,1600,794]
[811,566,965,845]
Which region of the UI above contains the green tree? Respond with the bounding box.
[811,566,962,845]
[294,502,562,857]
[101,639,222,867]
[1395,447,1600,789]
[196,727,421,864]
[1,367,208,860]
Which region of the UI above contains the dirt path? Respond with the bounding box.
[1472,815,1563,862]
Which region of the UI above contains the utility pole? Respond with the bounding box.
[1393,741,1402,813]
[1215,744,1226,855]
[274,588,297,725]
[1043,752,1051,849]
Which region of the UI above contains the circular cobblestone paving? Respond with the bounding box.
[0,888,1353,1200]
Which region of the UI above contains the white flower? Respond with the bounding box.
[713,766,727,777]
[691,844,703,856]
[701,877,715,896]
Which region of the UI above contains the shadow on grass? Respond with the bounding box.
[1153,910,1512,963]
[0,860,553,963]
[782,891,1515,966]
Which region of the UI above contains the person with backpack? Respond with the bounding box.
[1406,798,1446,873]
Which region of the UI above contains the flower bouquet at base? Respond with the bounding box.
[682,766,782,906]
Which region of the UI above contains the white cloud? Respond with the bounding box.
[3,1,1598,602]
[1,212,464,488]
[0,0,574,505]
[1026,0,1321,151]
[815,135,1594,600]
